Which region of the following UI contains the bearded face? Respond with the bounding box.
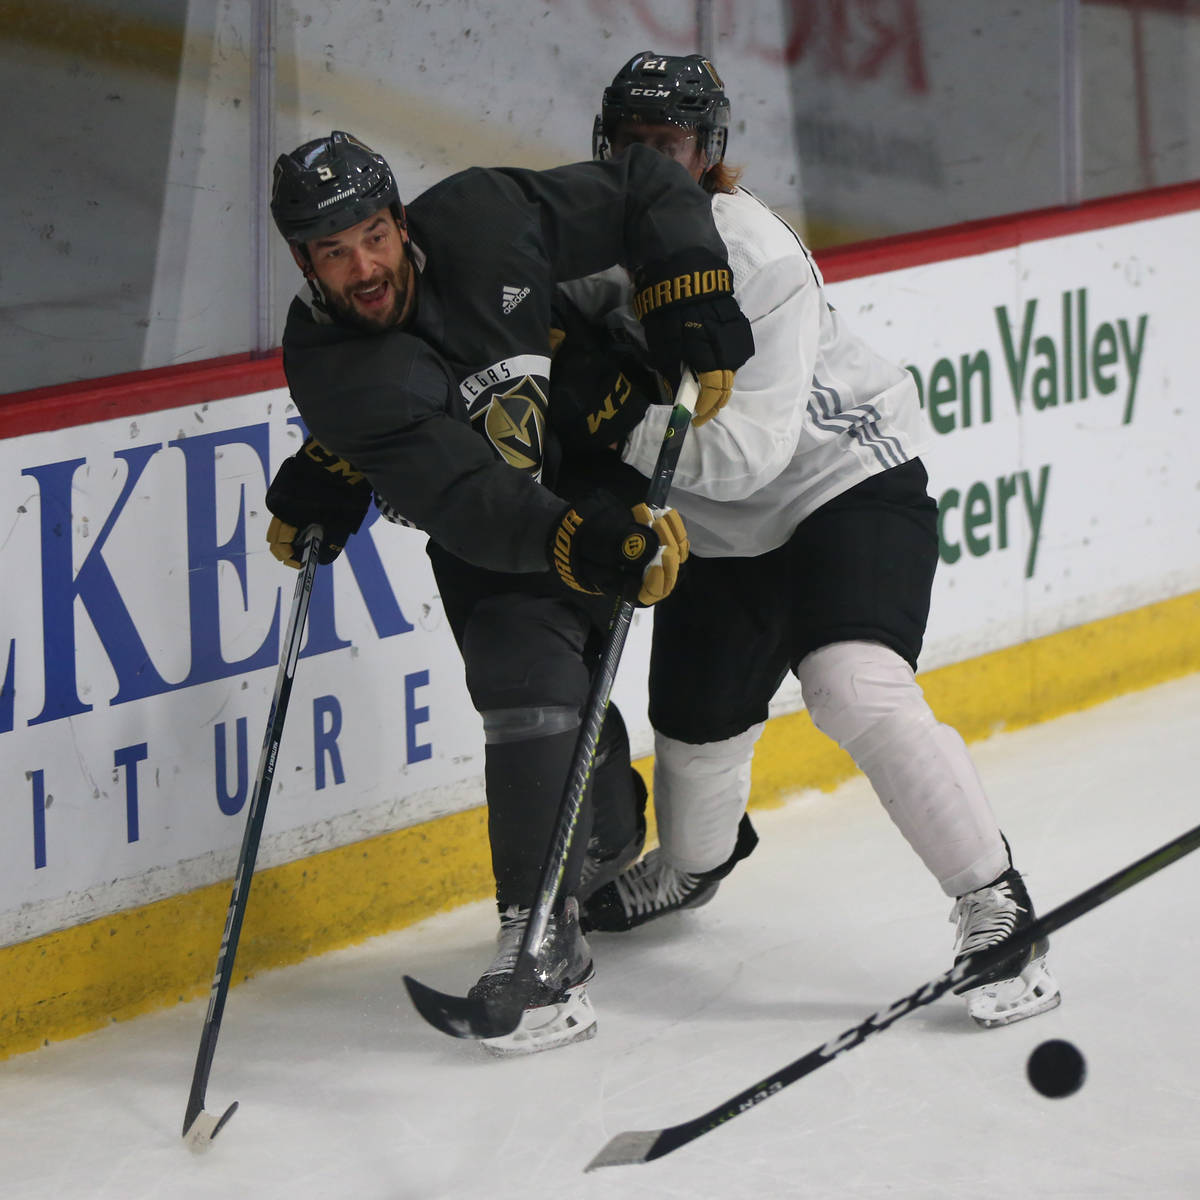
[300,210,415,331]
[319,257,411,332]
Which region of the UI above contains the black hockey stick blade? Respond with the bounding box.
[586,817,1200,1170]
[403,370,701,1045]
[401,939,551,1039]
[402,970,524,1040]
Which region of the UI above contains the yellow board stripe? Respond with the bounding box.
[3,589,1198,1059]
[1,808,495,1059]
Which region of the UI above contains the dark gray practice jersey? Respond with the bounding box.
[281,144,728,573]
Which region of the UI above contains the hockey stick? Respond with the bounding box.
[403,368,701,1040]
[586,816,1200,1170]
[182,525,323,1152]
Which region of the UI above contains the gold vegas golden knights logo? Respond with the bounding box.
[474,376,548,475]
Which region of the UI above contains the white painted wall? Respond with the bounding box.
[9,2,1199,391]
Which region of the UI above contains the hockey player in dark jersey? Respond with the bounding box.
[551,53,1060,1028]
[262,130,753,1053]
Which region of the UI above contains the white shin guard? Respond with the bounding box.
[797,641,1009,897]
[653,723,764,874]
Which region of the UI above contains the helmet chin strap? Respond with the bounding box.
[286,238,335,318]
[300,267,333,320]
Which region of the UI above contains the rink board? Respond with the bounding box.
[1,183,1198,1058]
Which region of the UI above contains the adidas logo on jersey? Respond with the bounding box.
[501,284,530,315]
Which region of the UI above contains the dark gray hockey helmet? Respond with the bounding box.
[271,130,401,245]
[593,51,730,167]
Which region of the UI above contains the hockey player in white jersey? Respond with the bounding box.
[551,51,1060,1027]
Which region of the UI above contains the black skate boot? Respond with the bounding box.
[582,814,758,933]
[951,864,1061,1027]
[468,896,596,1055]
[578,770,648,902]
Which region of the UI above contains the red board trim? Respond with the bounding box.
[3,180,1197,440]
[818,179,1200,282]
[1,351,286,440]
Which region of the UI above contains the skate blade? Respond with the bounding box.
[965,957,1062,1028]
[482,978,597,1056]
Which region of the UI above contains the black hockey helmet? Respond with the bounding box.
[593,51,730,168]
[270,130,400,245]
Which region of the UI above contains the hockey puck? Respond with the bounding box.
[1026,1038,1086,1098]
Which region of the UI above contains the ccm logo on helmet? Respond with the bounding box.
[630,87,672,98]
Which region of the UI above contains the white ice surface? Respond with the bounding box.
[3,674,1199,1200]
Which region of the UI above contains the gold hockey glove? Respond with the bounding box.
[549,492,689,606]
[633,248,754,426]
[265,436,372,567]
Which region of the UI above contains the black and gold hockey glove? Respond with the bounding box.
[265,436,372,567]
[549,336,663,455]
[633,248,754,426]
[548,491,689,606]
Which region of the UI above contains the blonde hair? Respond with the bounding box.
[703,161,743,195]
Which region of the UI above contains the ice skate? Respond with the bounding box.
[578,814,647,902]
[582,814,758,932]
[579,764,648,902]
[468,897,597,1055]
[951,866,1062,1027]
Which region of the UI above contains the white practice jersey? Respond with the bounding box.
[559,186,930,558]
